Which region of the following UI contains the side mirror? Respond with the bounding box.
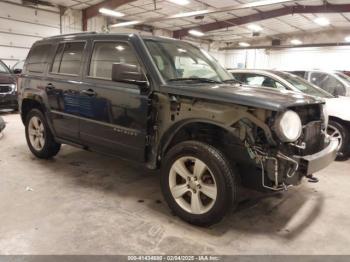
[13,68,22,75]
[112,63,147,87]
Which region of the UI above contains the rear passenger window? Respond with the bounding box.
[51,44,64,73]
[26,44,52,73]
[89,42,141,80]
[51,42,85,75]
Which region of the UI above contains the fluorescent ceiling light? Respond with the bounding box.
[314,17,330,26]
[168,0,190,5]
[115,45,125,51]
[110,20,141,27]
[290,39,302,45]
[247,24,263,32]
[170,10,209,18]
[345,36,350,42]
[99,8,124,17]
[189,30,204,37]
[239,42,250,47]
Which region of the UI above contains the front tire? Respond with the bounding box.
[161,141,238,226]
[327,120,350,161]
[25,109,61,159]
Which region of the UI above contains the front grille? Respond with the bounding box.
[301,121,324,155]
[0,85,12,93]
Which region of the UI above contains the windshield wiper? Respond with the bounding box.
[168,77,222,84]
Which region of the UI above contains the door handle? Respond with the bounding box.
[46,83,55,91]
[81,89,97,97]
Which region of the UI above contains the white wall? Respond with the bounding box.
[0,2,82,68]
[0,2,59,67]
[265,46,350,71]
[210,49,269,69]
[61,9,83,34]
[212,46,350,71]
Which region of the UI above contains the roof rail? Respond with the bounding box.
[44,31,97,39]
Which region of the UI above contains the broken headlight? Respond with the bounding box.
[274,110,302,142]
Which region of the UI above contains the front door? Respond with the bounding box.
[46,41,87,142]
[79,40,149,161]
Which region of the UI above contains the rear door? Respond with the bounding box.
[46,41,87,142]
[79,40,150,161]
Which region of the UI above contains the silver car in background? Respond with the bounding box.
[290,70,350,97]
[229,69,350,160]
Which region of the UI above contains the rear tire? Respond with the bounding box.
[160,141,238,226]
[25,109,61,159]
[327,120,350,161]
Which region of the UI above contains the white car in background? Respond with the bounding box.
[229,69,350,160]
[290,70,350,97]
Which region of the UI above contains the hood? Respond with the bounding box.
[325,96,350,122]
[0,73,15,85]
[161,83,324,111]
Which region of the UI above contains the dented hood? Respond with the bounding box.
[161,83,324,111]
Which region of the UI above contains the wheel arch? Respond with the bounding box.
[21,96,46,124]
[20,96,57,138]
[158,119,244,163]
[329,116,350,129]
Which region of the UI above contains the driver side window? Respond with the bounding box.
[89,41,142,80]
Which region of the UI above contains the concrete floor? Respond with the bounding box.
[1,112,350,255]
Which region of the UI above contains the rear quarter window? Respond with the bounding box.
[50,42,85,75]
[26,44,52,73]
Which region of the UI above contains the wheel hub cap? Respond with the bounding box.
[188,178,200,191]
[328,125,343,151]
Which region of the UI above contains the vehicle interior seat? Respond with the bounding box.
[262,78,276,88]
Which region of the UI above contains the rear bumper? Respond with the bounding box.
[295,137,339,175]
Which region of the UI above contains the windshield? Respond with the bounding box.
[144,39,232,83]
[277,71,334,98]
[0,60,10,74]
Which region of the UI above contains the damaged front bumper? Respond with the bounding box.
[248,136,339,191]
[295,137,339,175]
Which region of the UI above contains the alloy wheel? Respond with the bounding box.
[328,125,343,151]
[169,156,217,215]
[28,116,45,151]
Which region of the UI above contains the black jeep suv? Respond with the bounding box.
[18,33,338,226]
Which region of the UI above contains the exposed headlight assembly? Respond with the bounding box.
[274,110,302,142]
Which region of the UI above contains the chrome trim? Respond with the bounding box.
[0,84,16,94]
